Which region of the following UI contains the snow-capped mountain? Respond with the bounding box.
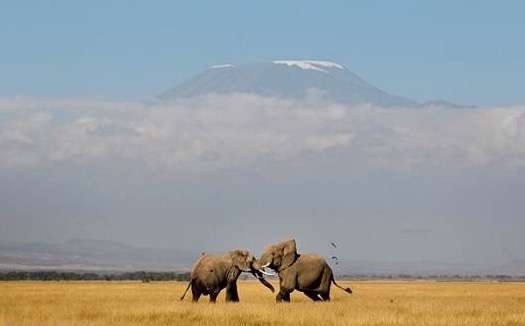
[158,60,464,108]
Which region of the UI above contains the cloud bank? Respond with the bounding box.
[1,95,524,266]
[1,95,524,175]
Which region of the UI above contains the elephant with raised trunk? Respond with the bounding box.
[258,239,352,302]
[180,249,275,303]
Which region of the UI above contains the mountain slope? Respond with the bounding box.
[0,239,199,271]
[158,60,420,107]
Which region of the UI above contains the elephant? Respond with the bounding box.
[258,239,352,302]
[180,249,275,303]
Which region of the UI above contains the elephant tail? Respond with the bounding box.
[180,279,193,301]
[331,276,353,294]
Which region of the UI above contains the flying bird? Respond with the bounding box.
[330,241,337,248]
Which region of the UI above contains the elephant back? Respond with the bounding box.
[192,254,230,278]
[295,253,328,275]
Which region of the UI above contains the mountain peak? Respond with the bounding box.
[159,60,468,108]
[272,60,344,73]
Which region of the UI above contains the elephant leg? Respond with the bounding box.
[320,292,331,302]
[209,289,220,303]
[304,291,322,302]
[225,282,240,302]
[277,273,295,302]
[191,285,202,303]
[276,288,292,302]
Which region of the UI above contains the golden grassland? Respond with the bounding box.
[1,280,524,325]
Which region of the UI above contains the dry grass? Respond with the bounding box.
[1,280,524,325]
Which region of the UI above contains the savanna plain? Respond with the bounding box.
[1,280,524,326]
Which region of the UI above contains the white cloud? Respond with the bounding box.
[0,95,524,174]
[2,95,524,265]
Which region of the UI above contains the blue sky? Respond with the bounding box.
[1,1,524,106]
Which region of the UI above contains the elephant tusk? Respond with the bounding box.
[261,263,271,268]
[259,269,275,276]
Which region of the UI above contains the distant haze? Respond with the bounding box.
[1,91,524,270]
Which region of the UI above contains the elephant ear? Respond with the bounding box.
[281,239,297,269]
[229,250,251,272]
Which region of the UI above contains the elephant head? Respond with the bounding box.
[229,250,275,292]
[258,239,297,272]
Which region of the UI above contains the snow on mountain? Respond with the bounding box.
[211,64,235,69]
[272,60,344,73]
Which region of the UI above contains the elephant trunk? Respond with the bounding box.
[250,269,275,293]
[252,260,263,272]
[252,260,274,276]
[250,260,275,293]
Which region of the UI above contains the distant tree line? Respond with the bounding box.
[1,271,524,282]
[0,270,190,282]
